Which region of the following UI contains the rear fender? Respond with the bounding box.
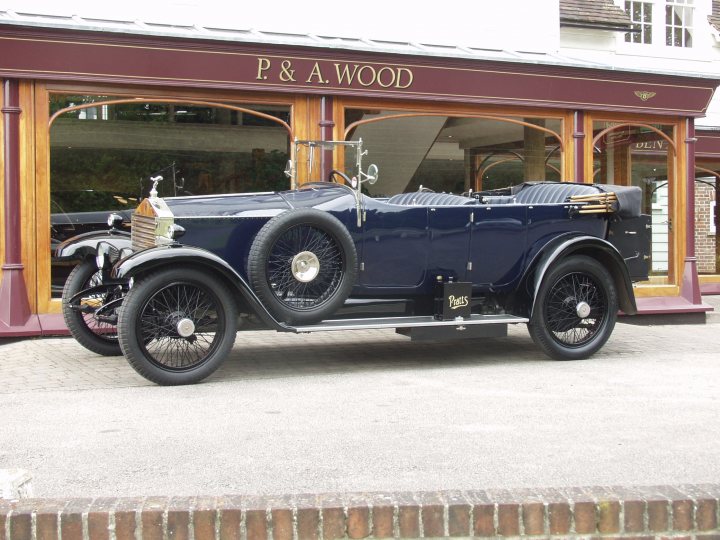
[524,235,637,318]
[55,230,131,261]
[111,245,286,331]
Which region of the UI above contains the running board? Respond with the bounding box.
[290,314,529,333]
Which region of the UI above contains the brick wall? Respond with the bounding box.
[2,485,719,539]
[695,182,717,274]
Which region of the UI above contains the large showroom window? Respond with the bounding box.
[342,109,563,197]
[48,94,292,297]
[591,120,676,282]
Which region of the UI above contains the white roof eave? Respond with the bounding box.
[0,10,718,80]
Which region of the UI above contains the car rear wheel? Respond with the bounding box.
[528,255,617,360]
[62,259,122,356]
[248,208,358,325]
[117,268,237,385]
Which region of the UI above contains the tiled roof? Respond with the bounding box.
[709,0,720,32]
[560,0,633,31]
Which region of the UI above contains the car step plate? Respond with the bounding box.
[291,314,529,333]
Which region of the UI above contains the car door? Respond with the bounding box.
[427,206,474,282]
[360,199,428,289]
[468,204,528,287]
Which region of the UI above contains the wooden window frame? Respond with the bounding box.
[334,97,573,187]
[585,111,685,297]
[33,81,315,314]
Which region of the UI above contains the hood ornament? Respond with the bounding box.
[149,175,163,198]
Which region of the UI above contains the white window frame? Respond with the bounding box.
[665,0,694,48]
[625,0,654,44]
[618,0,701,54]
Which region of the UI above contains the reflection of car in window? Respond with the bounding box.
[51,190,137,296]
[56,139,651,386]
[51,190,137,241]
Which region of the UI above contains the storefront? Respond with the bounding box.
[1,19,719,335]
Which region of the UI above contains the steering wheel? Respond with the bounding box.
[328,169,353,186]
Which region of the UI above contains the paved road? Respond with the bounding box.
[1,308,719,498]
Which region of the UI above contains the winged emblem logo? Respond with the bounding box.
[634,90,657,101]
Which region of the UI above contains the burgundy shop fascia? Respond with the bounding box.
[0,23,718,336]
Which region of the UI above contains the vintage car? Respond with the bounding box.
[56,139,650,385]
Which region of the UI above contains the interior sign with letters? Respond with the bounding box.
[256,57,414,89]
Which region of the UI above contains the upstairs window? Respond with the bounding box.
[624,0,694,48]
[625,1,653,44]
[666,0,693,47]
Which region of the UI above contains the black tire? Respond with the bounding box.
[248,209,358,325]
[528,255,618,360]
[62,260,122,356]
[117,268,238,385]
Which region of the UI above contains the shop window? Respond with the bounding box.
[592,121,675,281]
[343,110,563,197]
[49,94,291,296]
[694,165,719,277]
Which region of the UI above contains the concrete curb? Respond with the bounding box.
[2,485,719,539]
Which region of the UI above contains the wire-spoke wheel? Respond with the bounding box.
[62,259,122,356]
[118,268,237,385]
[249,209,357,325]
[528,255,617,360]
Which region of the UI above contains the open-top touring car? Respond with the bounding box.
[56,139,650,385]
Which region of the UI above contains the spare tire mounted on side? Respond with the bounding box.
[248,208,358,325]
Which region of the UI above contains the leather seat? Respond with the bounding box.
[387,192,476,206]
[512,182,599,204]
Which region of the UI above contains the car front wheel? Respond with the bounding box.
[528,255,618,360]
[117,268,238,385]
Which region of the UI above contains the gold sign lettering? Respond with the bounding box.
[376,66,396,88]
[256,57,271,80]
[306,62,329,84]
[335,63,360,85]
[395,67,413,89]
[255,57,414,90]
[633,140,667,150]
[279,60,296,82]
[357,65,376,87]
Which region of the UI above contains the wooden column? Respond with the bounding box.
[0,78,37,334]
[681,117,702,304]
[523,119,546,181]
[573,111,585,183]
[319,96,334,181]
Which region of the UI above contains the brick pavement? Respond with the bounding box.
[3,485,720,539]
[0,303,717,393]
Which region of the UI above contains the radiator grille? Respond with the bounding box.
[131,213,157,251]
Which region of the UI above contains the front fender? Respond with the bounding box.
[526,234,637,317]
[55,230,132,261]
[111,244,286,331]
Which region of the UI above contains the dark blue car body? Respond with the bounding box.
[57,170,650,385]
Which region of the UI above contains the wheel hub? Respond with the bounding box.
[291,251,320,282]
[576,301,591,319]
[176,317,196,338]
